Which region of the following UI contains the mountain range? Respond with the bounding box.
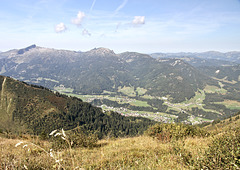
[0,45,239,122]
[151,51,240,65]
[0,45,220,101]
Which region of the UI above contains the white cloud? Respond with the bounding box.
[55,23,67,33]
[82,29,91,36]
[72,11,85,26]
[132,16,145,25]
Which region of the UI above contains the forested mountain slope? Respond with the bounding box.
[0,75,155,138]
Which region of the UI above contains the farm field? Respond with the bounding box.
[215,100,240,110]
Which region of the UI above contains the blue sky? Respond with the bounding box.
[1,0,240,53]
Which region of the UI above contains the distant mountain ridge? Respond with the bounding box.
[0,45,218,103]
[151,51,240,66]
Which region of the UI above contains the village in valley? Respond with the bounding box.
[54,85,213,125]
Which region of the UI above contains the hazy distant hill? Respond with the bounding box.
[199,64,240,96]
[0,75,154,138]
[151,51,240,64]
[151,51,240,94]
[118,52,217,102]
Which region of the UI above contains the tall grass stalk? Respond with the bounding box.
[49,128,76,169]
[15,140,66,169]
[15,128,77,169]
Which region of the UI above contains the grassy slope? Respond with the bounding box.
[0,134,212,169]
[204,113,240,133]
[0,114,234,169]
[1,113,239,169]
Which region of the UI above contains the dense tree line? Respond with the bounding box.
[203,93,225,103]
[203,93,239,118]
[146,99,168,112]
[189,107,222,120]
[175,112,189,122]
[203,103,238,118]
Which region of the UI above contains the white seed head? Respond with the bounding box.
[49,129,58,136]
[23,144,28,148]
[24,164,28,169]
[15,141,23,147]
[50,151,54,158]
[62,128,66,137]
[54,132,62,137]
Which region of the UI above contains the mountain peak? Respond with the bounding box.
[119,52,153,60]
[88,47,115,56]
[17,44,37,54]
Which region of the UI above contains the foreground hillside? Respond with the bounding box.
[0,75,154,138]
[1,113,239,169]
[0,134,209,169]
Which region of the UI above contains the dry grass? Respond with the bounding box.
[75,136,179,169]
[0,136,57,169]
[205,114,240,133]
[2,113,239,169]
[0,134,211,169]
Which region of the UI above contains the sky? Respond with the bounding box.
[1,0,240,53]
